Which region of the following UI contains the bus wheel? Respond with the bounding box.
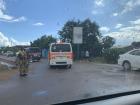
[49,65,53,69]
[69,65,72,69]
[68,65,72,69]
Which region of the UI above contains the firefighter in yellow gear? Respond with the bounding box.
[17,48,29,76]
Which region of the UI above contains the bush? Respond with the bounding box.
[103,48,130,64]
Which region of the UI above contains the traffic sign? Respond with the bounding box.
[73,27,83,44]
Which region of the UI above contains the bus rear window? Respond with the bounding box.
[51,44,71,52]
[30,48,40,53]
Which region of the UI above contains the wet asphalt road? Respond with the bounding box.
[1,59,140,105]
[0,55,16,62]
[0,55,16,65]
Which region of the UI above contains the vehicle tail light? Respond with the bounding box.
[67,53,73,59]
[48,52,51,60]
[48,53,56,60]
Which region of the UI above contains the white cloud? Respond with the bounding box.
[0,32,29,47]
[121,0,140,14]
[105,18,140,46]
[0,10,14,20]
[0,0,26,22]
[33,22,44,26]
[100,26,110,33]
[0,32,11,46]
[10,38,30,46]
[130,18,140,25]
[119,26,133,32]
[113,13,118,16]
[115,23,123,29]
[105,31,140,40]
[105,31,140,46]
[0,15,26,22]
[115,0,140,16]
[12,16,26,22]
[94,0,104,7]
[119,25,140,32]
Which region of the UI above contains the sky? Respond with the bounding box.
[0,0,140,46]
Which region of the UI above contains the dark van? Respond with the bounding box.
[25,47,41,62]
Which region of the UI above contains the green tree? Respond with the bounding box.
[58,20,80,43]
[131,42,140,48]
[31,35,56,49]
[102,36,115,49]
[58,19,102,57]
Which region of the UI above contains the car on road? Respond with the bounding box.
[48,42,73,68]
[118,49,140,70]
[4,51,14,57]
[25,47,41,62]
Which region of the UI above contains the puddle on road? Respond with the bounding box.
[32,90,48,97]
[104,67,123,73]
[83,93,92,98]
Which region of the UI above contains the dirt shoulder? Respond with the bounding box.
[0,63,18,81]
[0,69,18,81]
